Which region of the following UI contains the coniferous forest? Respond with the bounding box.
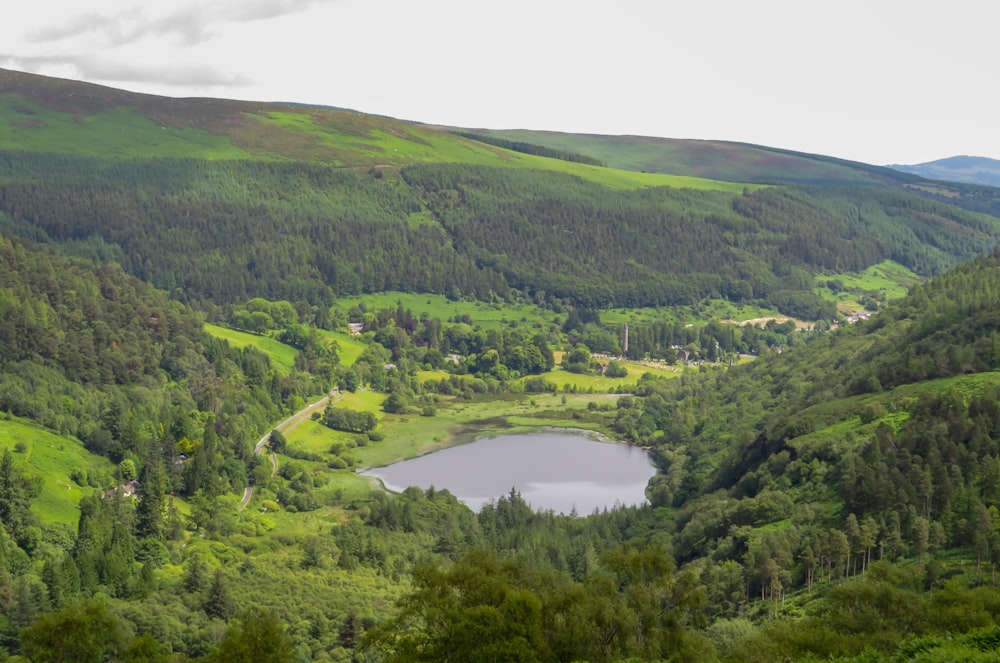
[5,67,1000,661]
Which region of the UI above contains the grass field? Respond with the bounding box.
[0,416,114,525]
[313,329,366,366]
[333,293,559,332]
[204,323,299,374]
[815,260,921,311]
[537,361,683,392]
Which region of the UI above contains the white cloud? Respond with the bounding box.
[28,0,338,48]
[0,53,251,88]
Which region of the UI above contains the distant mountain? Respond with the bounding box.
[888,155,1000,187]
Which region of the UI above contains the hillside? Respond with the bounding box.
[451,128,908,185]
[0,67,733,191]
[8,66,1000,661]
[3,69,1000,320]
[459,128,1000,218]
[627,246,1000,571]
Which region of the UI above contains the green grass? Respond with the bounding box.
[1,86,752,194]
[313,329,366,366]
[255,111,751,192]
[204,323,298,374]
[284,390,387,456]
[0,95,250,159]
[539,354,684,392]
[816,260,921,311]
[333,292,558,332]
[0,416,114,525]
[337,390,387,413]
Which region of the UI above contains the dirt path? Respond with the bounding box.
[239,389,340,510]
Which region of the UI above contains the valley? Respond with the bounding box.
[3,66,1000,662]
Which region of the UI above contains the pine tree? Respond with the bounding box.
[134,459,165,540]
[204,569,235,620]
[338,611,364,649]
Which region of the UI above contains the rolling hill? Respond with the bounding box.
[456,128,1000,217]
[3,68,1000,321]
[6,65,1000,662]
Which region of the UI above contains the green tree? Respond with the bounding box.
[0,448,37,543]
[339,611,365,650]
[204,569,236,620]
[19,599,129,663]
[208,607,295,663]
[562,344,593,374]
[134,459,166,540]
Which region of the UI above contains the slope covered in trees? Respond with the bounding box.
[2,68,1000,319]
[7,67,1000,661]
[573,250,1000,659]
[0,231,323,505]
[462,128,1000,217]
[1,151,999,317]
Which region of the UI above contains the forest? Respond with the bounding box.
[6,225,1000,661]
[7,68,1000,662]
[1,151,999,316]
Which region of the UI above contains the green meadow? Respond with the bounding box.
[538,361,684,392]
[815,260,920,311]
[313,328,366,366]
[204,323,299,374]
[333,292,558,332]
[0,416,114,525]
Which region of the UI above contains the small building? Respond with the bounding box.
[348,322,364,336]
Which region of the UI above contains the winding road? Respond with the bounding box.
[239,388,341,510]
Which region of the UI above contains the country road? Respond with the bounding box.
[239,389,341,510]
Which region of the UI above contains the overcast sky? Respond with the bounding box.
[1,0,994,166]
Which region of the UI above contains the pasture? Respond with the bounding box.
[0,416,114,525]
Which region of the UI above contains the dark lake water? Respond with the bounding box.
[361,430,656,514]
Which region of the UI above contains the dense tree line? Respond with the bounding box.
[594,249,1000,633]
[0,232,320,510]
[3,152,999,316]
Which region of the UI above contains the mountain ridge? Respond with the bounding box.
[889,155,1000,187]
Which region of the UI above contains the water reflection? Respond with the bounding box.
[362,430,656,515]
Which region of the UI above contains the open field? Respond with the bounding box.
[332,292,558,332]
[0,416,114,525]
[815,260,921,312]
[204,323,299,374]
[313,328,366,366]
[537,361,684,392]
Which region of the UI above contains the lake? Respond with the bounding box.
[361,429,656,514]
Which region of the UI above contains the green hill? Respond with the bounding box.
[2,67,1000,320]
[615,248,1000,568]
[459,128,1000,217]
[0,67,739,192]
[7,66,1000,663]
